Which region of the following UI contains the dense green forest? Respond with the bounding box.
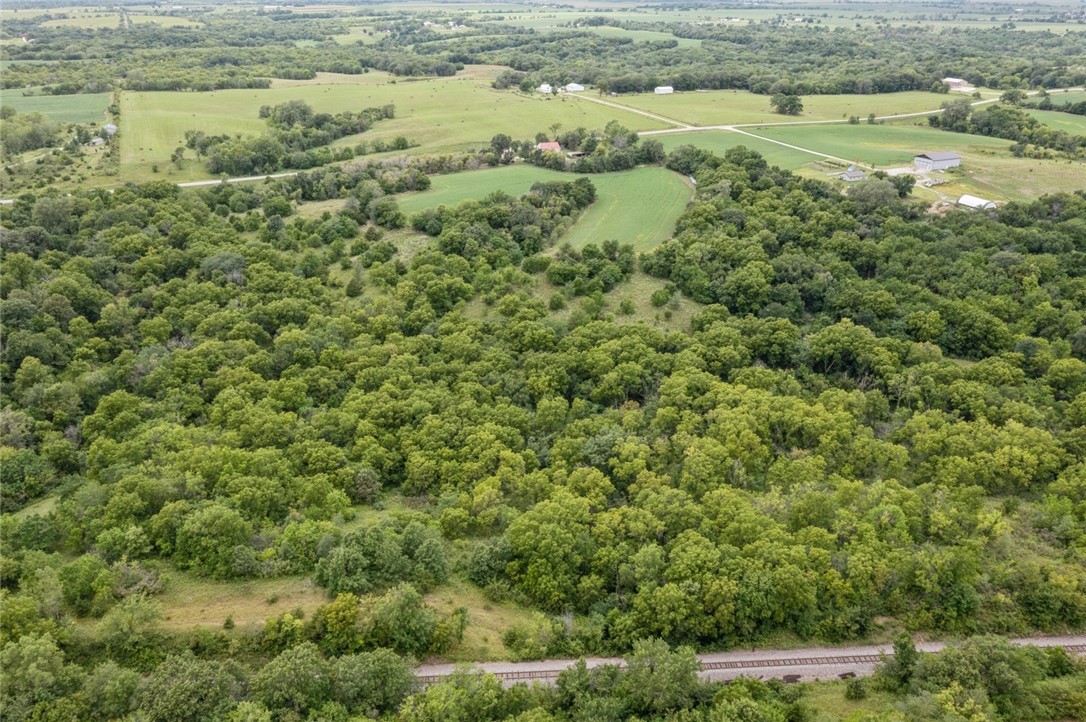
[3,1,1086,720]
[3,139,1086,718]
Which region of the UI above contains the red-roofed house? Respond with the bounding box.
[536,142,562,152]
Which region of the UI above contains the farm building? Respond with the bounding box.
[654,86,674,95]
[538,84,553,94]
[942,77,976,93]
[563,83,585,93]
[87,137,106,147]
[914,151,961,171]
[957,194,997,210]
[536,141,562,152]
[839,168,866,182]
[103,123,118,136]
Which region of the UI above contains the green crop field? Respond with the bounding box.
[119,69,669,181]
[562,166,691,250]
[1028,108,1086,135]
[1,91,110,123]
[609,90,956,127]
[398,164,690,251]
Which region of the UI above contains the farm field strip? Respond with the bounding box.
[1,91,110,123]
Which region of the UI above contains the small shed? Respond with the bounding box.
[88,137,106,147]
[914,151,960,171]
[654,86,674,95]
[563,83,584,93]
[839,169,866,182]
[535,141,562,153]
[538,84,553,94]
[957,194,996,210]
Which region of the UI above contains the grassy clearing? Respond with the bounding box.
[658,130,819,168]
[1,91,109,123]
[579,25,701,47]
[562,167,690,251]
[748,122,1086,201]
[333,26,387,44]
[397,164,690,252]
[748,122,1011,167]
[9,495,58,520]
[611,90,948,127]
[268,70,396,88]
[119,69,667,182]
[1044,90,1086,105]
[155,571,327,631]
[423,578,539,661]
[398,165,571,214]
[606,272,704,332]
[1027,108,1086,135]
[41,13,121,29]
[800,680,901,721]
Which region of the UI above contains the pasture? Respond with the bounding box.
[1,91,110,123]
[1027,108,1086,135]
[610,90,956,127]
[397,164,691,251]
[748,122,1011,167]
[119,69,669,181]
[658,129,821,168]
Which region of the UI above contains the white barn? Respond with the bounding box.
[563,83,584,93]
[914,151,961,171]
[942,77,976,93]
[957,194,997,210]
[538,83,553,94]
[654,86,674,95]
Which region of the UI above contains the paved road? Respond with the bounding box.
[415,634,1086,687]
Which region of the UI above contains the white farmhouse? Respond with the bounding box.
[538,83,553,94]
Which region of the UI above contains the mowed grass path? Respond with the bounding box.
[2,91,109,123]
[613,90,950,126]
[119,69,668,181]
[398,164,691,251]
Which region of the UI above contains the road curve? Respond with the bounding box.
[415,634,1086,687]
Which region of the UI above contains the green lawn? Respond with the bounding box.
[610,90,950,127]
[118,68,668,182]
[397,164,691,251]
[1,91,110,123]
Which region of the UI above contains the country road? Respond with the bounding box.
[415,634,1086,687]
